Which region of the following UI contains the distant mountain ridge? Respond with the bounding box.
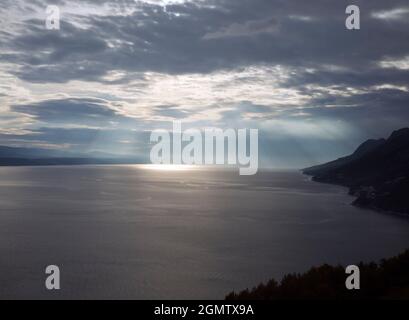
[0,145,143,166]
[0,146,67,158]
[303,128,409,214]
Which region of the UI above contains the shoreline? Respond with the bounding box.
[302,171,409,218]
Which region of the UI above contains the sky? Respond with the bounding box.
[0,0,408,168]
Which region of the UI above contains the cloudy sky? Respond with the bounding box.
[0,0,408,167]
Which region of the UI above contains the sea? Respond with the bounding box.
[0,165,409,299]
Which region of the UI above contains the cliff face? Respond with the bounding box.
[303,128,409,214]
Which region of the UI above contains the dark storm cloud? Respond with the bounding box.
[12,98,136,127]
[274,88,409,140]
[1,0,409,166]
[282,67,409,90]
[310,88,409,111]
[5,0,409,83]
[306,88,409,130]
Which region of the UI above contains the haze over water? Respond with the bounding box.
[1,165,409,299]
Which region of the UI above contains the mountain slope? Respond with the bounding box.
[303,128,409,214]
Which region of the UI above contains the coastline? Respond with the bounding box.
[302,170,409,218]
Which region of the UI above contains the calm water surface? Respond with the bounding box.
[1,165,409,299]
